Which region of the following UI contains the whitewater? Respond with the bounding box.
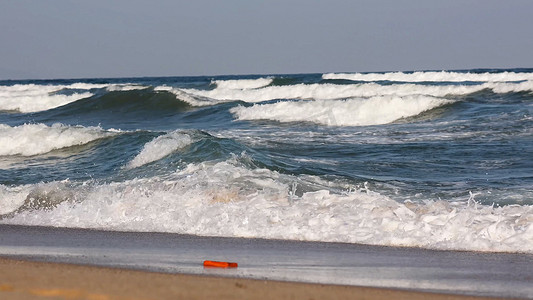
[0,69,532,253]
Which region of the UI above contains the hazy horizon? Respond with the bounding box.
[1,0,532,80]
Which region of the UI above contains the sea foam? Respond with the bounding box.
[182,81,532,104]
[213,77,273,90]
[126,130,194,169]
[0,83,146,113]
[0,184,32,215]
[0,84,93,113]
[230,96,453,126]
[0,123,116,156]
[154,86,218,106]
[2,157,532,253]
[323,71,533,82]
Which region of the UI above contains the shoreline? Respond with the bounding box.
[0,257,502,300]
[1,224,532,299]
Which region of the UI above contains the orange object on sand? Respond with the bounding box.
[203,260,238,268]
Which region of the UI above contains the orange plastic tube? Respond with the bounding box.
[203,260,238,268]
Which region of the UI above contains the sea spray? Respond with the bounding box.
[179,81,533,104]
[2,157,532,252]
[323,71,533,82]
[0,123,116,156]
[230,95,453,126]
[126,130,194,169]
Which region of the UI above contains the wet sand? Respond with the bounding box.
[0,225,532,299]
[0,257,502,300]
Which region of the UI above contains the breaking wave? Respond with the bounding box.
[154,86,218,106]
[0,82,148,113]
[182,81,533,104]
[0,84,93,113]
[3,77,531,114]
[231,96,453,126]
[323,70,533,82]
[1,70,532,255]
[55,89,191,115]
[126,130,194,169]
[0,123,117,156]
[2,156,532,253]
[212,77,273,89]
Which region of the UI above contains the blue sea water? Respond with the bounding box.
[0,69,532,252]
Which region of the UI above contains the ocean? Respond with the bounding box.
[1,69,532,253]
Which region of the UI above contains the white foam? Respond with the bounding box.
[230,96,453,126]
[0,82,145,113]
[126,131,194,169]
[2,157,532,253]
[490,80,533,93]
[0,123,116,156]
[0,185,31,215]
[63,83,110,89]
[154,86,217,106]
[323,71,533,82]
[0,84,93,113]
[106,84,148,91]
[182,81,531,104]
[213,78,273,90]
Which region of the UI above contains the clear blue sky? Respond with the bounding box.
[1,0,532,80]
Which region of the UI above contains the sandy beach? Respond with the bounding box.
[1,225,532,299]
[0,257,507,300]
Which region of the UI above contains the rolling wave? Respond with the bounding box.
[0,83,93,113]
[1,70,532,254]
[182,81,533,104]
[0,123,118,156]
[126,130,194,169]
[33,89,193,126]
[66,89,191,113]
[323,70,533,82]
[154,86,218,106]
[212,77,273,89]
[1,155,532,253]
[0,82,146,113]
[3,77,531,116]
[230,95,453,126]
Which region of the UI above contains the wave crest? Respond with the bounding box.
[126,130,194,169]
[0,83,148,113]
[182,81,532,104]
[230,96,453,126]
[0,123,117,156]
[323,71,533,82]
[0,84,93,113]
[2,158,532,253]
[213,78,273,90]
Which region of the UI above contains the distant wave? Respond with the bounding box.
[126,130,194,169]
[1,71,532,254]
[181,80,533,104]
[323,70,533,82]
[55,88,191,115]
[0,184,32,215]
[3,79,531,114]
[212,77,273,89]
[231,96,453,126]
[105,84,148,91]
[0,82,147,113]
[154,86,218,106]
[0,123,117,156]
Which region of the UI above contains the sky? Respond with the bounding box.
[1,0,532,80]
